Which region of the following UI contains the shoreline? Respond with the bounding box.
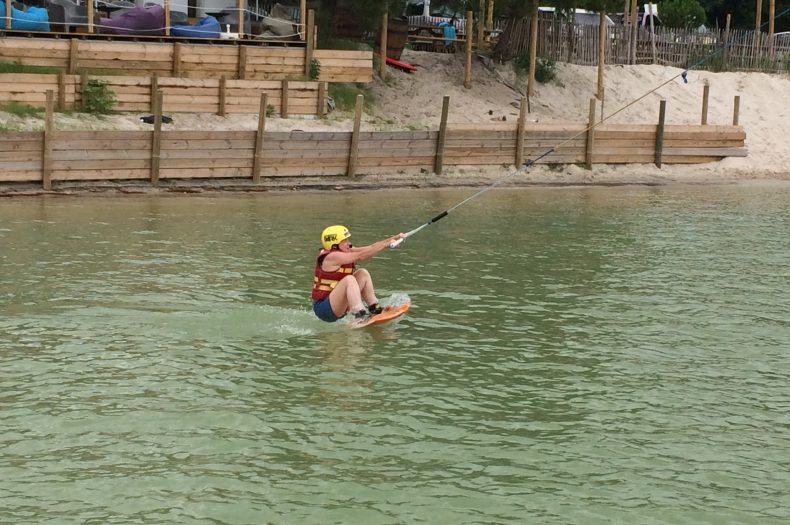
[3,166,789,197]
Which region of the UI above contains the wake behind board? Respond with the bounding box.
[348,302,410,329]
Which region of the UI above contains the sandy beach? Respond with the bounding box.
[2,49,789,190]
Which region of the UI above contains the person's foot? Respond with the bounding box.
[367,303,383,315]
[352,309,370,320]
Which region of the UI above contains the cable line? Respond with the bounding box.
[390,6,790,249]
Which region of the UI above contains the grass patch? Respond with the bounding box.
[0,60,60,74]
[328,83,375,112]
[0,101,44,118]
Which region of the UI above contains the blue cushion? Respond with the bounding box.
[171,15,220,38]
[0,1,51,30]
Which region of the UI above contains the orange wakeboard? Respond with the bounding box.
[348,302,411,329]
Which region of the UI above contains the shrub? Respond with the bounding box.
[81,79,116,114]
[513,53,557,83]
[309,58,321,81]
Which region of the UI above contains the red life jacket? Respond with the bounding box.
[312,248,355,301]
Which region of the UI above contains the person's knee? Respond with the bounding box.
[355,268,371,283]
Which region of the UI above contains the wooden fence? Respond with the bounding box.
[0,95,746,188]
[0,73,327,116]
[0,37,373,83]
[500,18,790,73]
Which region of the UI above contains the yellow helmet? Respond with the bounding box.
[321,225,351,250]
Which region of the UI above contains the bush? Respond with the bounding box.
[513,53,557,83]
[81,79,116,114]
[309,58,321,81]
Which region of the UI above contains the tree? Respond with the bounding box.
[659,0,707,28]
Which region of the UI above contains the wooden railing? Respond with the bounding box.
[0,73,327,116]
[0,37,373,83]
[0,95,747,188]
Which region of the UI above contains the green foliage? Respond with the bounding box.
[512,52,557,83]
[328,83,374,112]
[81,79,116,114]
[266,103,276,117]
[309,58,321,81]
[0,60,60,74]
[0,101,44,118]
[659,0,707,28]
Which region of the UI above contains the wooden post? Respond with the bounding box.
[629,0,638,64]
[80,71,88,111]
[768,0,775,60]
[150,73,159,113]
[164,0,170,36]
[87,0,94,34]
[57,70,66,111]
[527,3,538,97]
[585,98,596,170]
[347,95,363,177]
[68,39,79,75]
[733,95,740,126]
[379,11,388,79]
[597,10,606,101]
[4,1,10,33]
[150,91,163,186]
[464,10,473,89]
[218,76,227,116]
[648,2,657,64]
[299,0,306,40]
[238,46,248,79]
[281,80,289,118]
[754,0,763,65]
[317,81,327,117]
[486,0,494,31]
[252,93,267,184]
[42,90,54,191]
[723,14,731,69]
[172,42,183,77]
[655,99,666,168]
[434,95,450,174]
[477,0,485,49]
[236,0,245,36]
[701,84,709,125]
[515,96,527,167]
[305,10,315,77]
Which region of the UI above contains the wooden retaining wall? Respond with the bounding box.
[0,73,326,116]
[0,122,746,185]
[0,37,373,83]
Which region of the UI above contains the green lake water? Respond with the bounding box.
[1,185,789,524]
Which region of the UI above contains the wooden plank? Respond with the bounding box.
[434,95,450,174]
[151,91,162,184]
[52,169,150,180]
[42,90,54,190]
[277,80,287,118]
[656,99,666,168]
[253,93,267,183]
[585,98,595,170]
[347,94,363,176]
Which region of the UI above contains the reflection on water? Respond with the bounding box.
[1,185,789,524]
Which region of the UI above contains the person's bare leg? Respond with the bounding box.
[354,269,378,307]
[328,276,364,317]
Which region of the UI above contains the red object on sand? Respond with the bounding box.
[386,57,417,73]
